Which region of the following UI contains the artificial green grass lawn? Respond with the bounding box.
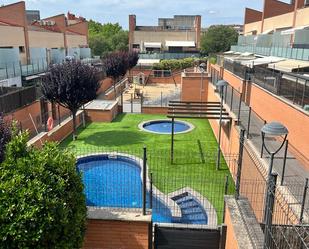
[61,113,235,222]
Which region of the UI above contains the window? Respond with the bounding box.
[19,46,25,53]
[133,44,140,49]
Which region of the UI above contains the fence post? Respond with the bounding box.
[171,117,175,164]
[280,140,288,186]
[121,93,123,113]
[130,93,133,113]
[142,146,147,215]
[230,87,234,110]
[235,129,246,200]
[224,175,229,195]
[237,92,242,125]
[219,225,227,249]
[299,178,308,224]
[263,173,277,249]
[247,107,252,138]
[150,173,153,209]
[57,105,61,126]
[160,92,163,107]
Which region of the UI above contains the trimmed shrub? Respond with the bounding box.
[0,132,87,248]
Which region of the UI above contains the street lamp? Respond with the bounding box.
[216,79,228,170]
[199,63,206,101]
[261,121,288,223]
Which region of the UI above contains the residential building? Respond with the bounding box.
[129,15,201,54]
[0,1,91,87]
[243,0,309,35]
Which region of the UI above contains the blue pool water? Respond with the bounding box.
[77,155,207,224]
[142,120,191,134]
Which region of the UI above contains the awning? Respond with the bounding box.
[241,56,285,67]
[137,59,160,65]
[268,59,309,72]
[261,29,273,35]
[144,42,161,48]
[281,25,309,35]
[165,41,195,47]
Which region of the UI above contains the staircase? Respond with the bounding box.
[172,192,208,224]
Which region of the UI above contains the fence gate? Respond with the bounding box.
[154,224,226,249]
[122,94,142,113]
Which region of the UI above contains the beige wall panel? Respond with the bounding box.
[244,21,261,35]
[263,12,294,31]
[295,7,309,27]
[28,31,64,48]
[0,26,25,47]
[133,30,196,48]
[66,34,87,47]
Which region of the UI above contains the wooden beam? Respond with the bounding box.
[168,111,230,116]
[167,115,232,120]
[169,100,220,104]
[168,107,226,111]
[168,103,222,108]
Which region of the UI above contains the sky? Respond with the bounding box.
[2,0,270,29]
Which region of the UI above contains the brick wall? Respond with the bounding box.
[248,83,309,168]
[4,100,42,135]
[142,106,168,115]
[244,8,263,24]
[83,219,150,249]
[86,105,118,122]
[181,74,209,102]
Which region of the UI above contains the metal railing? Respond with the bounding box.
[221,59,309,110]
[138,52,200,60]
[0,86,39,114]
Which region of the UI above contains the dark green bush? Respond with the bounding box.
[153,57,197,71]
[0,132,86,249]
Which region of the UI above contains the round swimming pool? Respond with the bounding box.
[77,154,208,224]
[77,154,173,223]
[139,120,194,134]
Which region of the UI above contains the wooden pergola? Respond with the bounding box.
[167,100,232,164]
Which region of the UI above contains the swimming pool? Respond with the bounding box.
[77,154,207,224]
[138,120,194,134]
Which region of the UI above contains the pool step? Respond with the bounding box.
[172,193,208,224]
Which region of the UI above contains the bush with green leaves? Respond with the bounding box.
[0,113,11,163]
[152,58,197,71]
[0,132,86,248]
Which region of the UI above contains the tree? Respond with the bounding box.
[102,51,129,98]
[201,25,238,55]
[42,61,100,140]
[88,20,129,56]
[0,132,87,248]
[127,51,139,70]
[0,113,11,163]
[89,34,111,56]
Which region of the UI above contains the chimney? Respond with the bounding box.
[129,15,136,50]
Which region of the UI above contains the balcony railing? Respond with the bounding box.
[221,59,309,111]
[138,52,200,60]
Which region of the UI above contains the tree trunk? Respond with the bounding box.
[113,77,117,100]
[72,111,77,141]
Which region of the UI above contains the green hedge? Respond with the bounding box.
[153,58,197,71]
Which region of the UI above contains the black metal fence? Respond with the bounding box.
[221,59,309,110]
[0,86,39,114]
[69,147,236,227]
[67,143,309,247]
